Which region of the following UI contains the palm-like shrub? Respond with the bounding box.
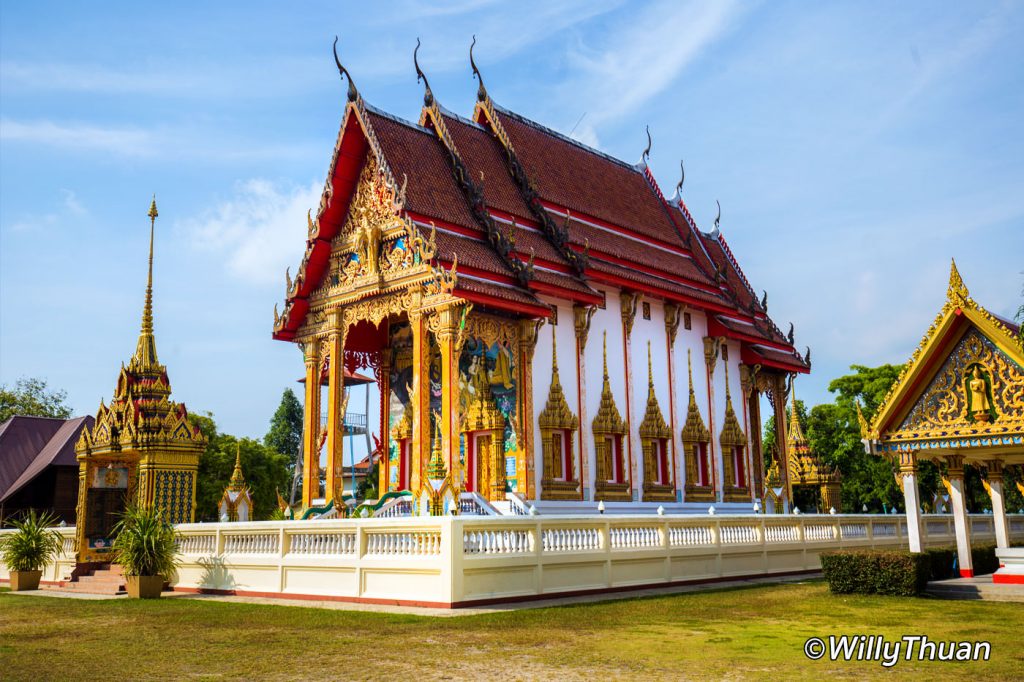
[0,510,64,572]
[111,504,179,577]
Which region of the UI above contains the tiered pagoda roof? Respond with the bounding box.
[272,41,809,374]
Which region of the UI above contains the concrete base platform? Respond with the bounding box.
[926,575,1024,602]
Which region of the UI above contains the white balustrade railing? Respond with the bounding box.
[720,524,759,544]
[374,496,413,518]
[872,522,897,536]
[178,534,216,555]
[839,523,868,539]
[464,528,532,554]
[542,527,601,552]
[668,525,715,547]
[609,526,661,549]
[223,533,279,554]
[289,532,356,555]
[365,530,441,556]
[803,523,837,541]
[763,524,800,543]
[5,514,1024,607]
[61,536,77,555]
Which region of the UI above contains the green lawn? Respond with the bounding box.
[1,582,1020,680]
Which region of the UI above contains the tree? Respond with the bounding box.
[264,388,303,474]
[0,378,73,422]
[763,365,907,513]
[190,412,291,521]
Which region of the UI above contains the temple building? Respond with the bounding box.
[784,387,841,513]
[74,199,206,562]
[863,261,1024,577]
[273,40,810,515]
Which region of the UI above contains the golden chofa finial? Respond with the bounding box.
[947,258,969,304]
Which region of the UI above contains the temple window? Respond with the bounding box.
[539,328,580,499]
[639,342,674,501]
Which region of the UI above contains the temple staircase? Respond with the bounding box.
[51,564,126,595]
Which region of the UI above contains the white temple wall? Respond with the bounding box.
[583,287,627,499]
[630,298,671,498]
[673,309,709,497]
[531,296,580,499]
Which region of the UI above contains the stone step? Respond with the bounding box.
[77,574,126,585]
[61,582,125,595]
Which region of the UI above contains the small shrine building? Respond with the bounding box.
[863,261,1024,576]
[273,41,812,514]
[73,200,206,562]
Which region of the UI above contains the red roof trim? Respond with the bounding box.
[541,201,688,254]
[455,288,553,318]
[740,346,809,374]
[586,268,736,314]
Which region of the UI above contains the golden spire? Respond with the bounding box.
[602,331,609,384]
[681,349,709,444]
[228,443,247,492]
[640,342,670,439]
[539,325,578,430]
[427,414,447,480]
[647,340,654,390]
[133,196,160,368]
[787,380,807,445]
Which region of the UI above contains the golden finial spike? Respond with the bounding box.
[133,196,160,368]
[229,442,246,491]
[647,341,654,390]
[551,323,558,373]
[687,348,695,396]
[602,331,609,381]
[947,258,969,303]
[723,351,731,402]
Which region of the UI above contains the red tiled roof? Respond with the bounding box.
[494,108,685,247]
[365,110,481,233]
[442,113,534,222]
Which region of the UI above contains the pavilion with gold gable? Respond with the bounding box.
[273,39,814,518]
[73,199,206,565]
[863,260,1024,579]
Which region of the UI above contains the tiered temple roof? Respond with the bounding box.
[272,43,809,374]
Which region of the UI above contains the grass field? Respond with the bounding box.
[1,582,1021,680]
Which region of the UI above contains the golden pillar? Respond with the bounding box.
[408,299,430,496]
[518,319,542,499]
[770,373,791,511]
[324,313,347,506]
[301,338,322,508]
[377,350,392,494]
[431,303,469,488]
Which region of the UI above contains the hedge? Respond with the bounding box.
[820,550,931,596]
[924,544,999,580]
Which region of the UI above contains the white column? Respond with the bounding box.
[898,451,924,553]
[946,454,974,577]
[986,460,1010,550]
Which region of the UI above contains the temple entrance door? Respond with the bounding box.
[474,433,492,496]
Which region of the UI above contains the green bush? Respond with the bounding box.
[0,510,63,572]
[820,550,930,596]
[923,545,998,579]
[924,547,956,580]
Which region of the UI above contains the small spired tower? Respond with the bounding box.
[786,383,841,512]
[74,198,207,564]
[219,445,254,522]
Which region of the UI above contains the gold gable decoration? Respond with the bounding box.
[719,360,748,500]
[592,332,627,436]
[869,259,1024,446]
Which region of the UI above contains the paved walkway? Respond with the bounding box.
[5,573,817,617]
[926,575,1024,602]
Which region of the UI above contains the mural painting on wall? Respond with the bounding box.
[388,322,412,492]
[459,336,519,493]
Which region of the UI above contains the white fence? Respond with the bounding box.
[2,514,1021,607]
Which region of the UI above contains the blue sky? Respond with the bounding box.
[2,1,1022,455]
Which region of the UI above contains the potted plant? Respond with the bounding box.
[0,510,64,591]
[111,504,179,599]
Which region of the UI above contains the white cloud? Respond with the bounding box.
[7,189,89,232]
[178,179,321,286]
[1,118,154,156]
[555,0,744,135]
